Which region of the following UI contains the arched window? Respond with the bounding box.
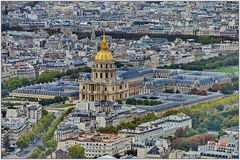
[101,64,102,68]
[106,73,108,79]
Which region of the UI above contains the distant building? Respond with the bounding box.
[11,80,79,100]
[54,123,79,141]
[49,149,68,159]
[198,134,239,159]
[1,128,10,155]
[133,138,170,159]
[2,117,30,148]
[15,62,36,80]
[119,113,192,141]
[57,132,132,158]
[26,103,42,124]
[79,34,144,102]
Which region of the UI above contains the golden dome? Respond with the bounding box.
[95,33,114,62]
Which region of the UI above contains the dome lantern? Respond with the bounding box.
[95,33,114,62]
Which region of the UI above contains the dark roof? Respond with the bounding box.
[119,70,143,80]
[147,146,160,155]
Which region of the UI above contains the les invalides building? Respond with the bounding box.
[79,34,144,102]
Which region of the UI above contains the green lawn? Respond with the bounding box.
[212,67,239,73]
[53,104,75,108]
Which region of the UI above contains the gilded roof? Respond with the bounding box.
[95,33,114,62]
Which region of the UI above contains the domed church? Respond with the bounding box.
[79,34,144,102]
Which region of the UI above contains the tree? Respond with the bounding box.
[16,136,29,149]
[42,109,48,116]
[162,110,179,117]
[66,69,74,76]
[221,82,235,94]
[28,147,45,158]
[164,88,174,93]
[174,128,186,138]
[36,71,55,83]
[176,89,181,94]
[142,99,149,105]
[216,105,224,111]
[45,139,57,149]
[190,88,199,94]
[115,99,122,104]
[113,153,121,159]
[5,77,22,91]
[185,127,199,137]
[212,83,222,92]
[21,77,31,86]
[1,110,6,118]
[198,90,207,96]
[70,74,79,79]
[67,144,85,159]
[126,98,136,105]
[115,61,124,68]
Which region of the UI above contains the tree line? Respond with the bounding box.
[2,66,91,97]
[39,96,67,106]
[16,110,55,150]
[28,107,75,158]
[208,77,239,94]
[97,113,158,133]
[163,95,238,135]
[158,53,238,71]
[126,98,162,106]
[164,95,239,152]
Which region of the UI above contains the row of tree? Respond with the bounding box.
[98,113,158,133]
[99,94,238,135]
[126,98,162,106]
[172,133,216,151]
[2,77,32,97]
[197,36,221,45]
[1,66,91,97]
[28,143,85,159]
[158,53,238,71]
[190,88,208,95]
[172,104,238,152]
[16,111,55,150]
[39,96,67,106]
[164,95,238,138]
[31,107,75,158]
[208,77,239,94]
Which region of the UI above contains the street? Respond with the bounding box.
[2,111,61,159]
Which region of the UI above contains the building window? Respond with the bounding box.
[106,73,108,79]
[83,86,85,90]
[95,73,98,78]
[101,64,102,68]
[112,87,114,91]
[106,64,108,68]
[100,73,102,78]
[110,64,112,68]
[105,87,107,91]
[82,94,85,99]
[120,85,122,89]
[111,73,113,78]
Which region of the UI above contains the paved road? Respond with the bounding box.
[3,112,61,159]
